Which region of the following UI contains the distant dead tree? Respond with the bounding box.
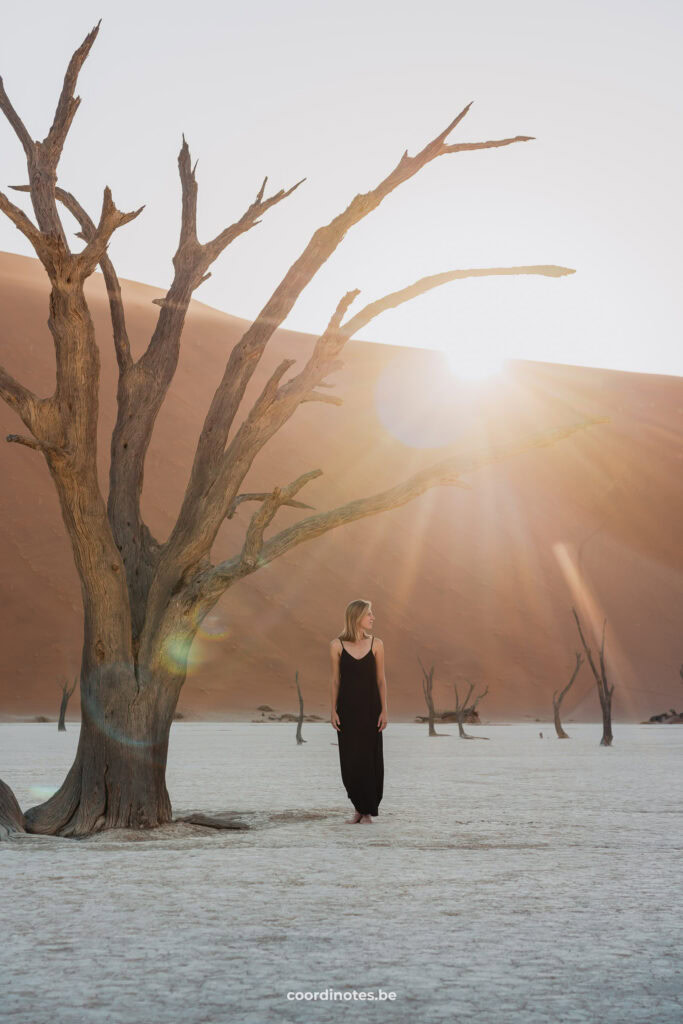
[418,657,448,736]
[552,652,584,739]
[57,676,78,732]
[572,607,614,746]
[453,679,489,739]
[294,671,306,745]
[0,23,600,836]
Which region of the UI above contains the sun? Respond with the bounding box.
[443,346,505,381]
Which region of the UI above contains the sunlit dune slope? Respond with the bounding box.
[1,251,681,721]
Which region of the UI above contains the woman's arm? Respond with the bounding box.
[330,639,341,731]
[374,638,388,731]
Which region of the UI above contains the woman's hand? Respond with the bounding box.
[377,709,388,732]
[331,709,341,732]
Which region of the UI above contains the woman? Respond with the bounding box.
[330,599,388,824]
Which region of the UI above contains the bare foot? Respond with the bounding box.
[345,812,362,824]
[359,814,373,824]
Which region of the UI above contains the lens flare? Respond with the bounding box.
[160,633,205,675]
[444,345,504,381]
[197,613,230,642]
[28,784,59,802]
[375,349,500,448]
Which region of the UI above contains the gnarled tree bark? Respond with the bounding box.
[0,23,600,834]
[0,779,25,839]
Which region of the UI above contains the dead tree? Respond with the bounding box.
[453,680,489,739]
[572,607,614,746]
[552,652,584,739]
[57,676,78,731]
[418,657,448,736]
[294,671,306,745]
[0,23,600,836]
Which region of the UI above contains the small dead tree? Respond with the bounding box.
[57,676,78,731]
[294,670,306,745]
[572,607,614,746]
[552,652,584,739]
[0,23,601,836]
[453,679,489,739]
[418,657,448,736]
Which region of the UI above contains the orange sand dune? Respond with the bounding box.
[1,251,681,722]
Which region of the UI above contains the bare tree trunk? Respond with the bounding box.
[553,703,569,740]
[453,680,490,740]
[572,608,614,746]
[27,652,176,836]
[552,652,584,739]
[57,676,78,731]
[419,658,445,736]
[454,680,475,739]
[295,671,306,745]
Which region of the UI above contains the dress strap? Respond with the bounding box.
[370,635,374,652]
[339,638,346,652]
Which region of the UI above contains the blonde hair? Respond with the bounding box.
[339,599,372,642]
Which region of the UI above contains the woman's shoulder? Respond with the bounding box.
[372,635,383,647]
[330,637,343,651]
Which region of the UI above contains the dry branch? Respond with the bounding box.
[225,493,315,520]
[162,104,537,581]
[0,22,101,246]
[12,182,133,371]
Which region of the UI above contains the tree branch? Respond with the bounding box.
[237,469,324,572]
[168,104,532,573]
[44,21,101,168]
[225,492,316,520]
[572,606,602,688]
[342,265,576,337]
[277,265,576,411]
[204,262,575,556]
[0,365,40,428]
[554,652,584,705]
[471,685,489,711]
[0,75,34,158]
[11,183,135,372]
[75,186,144,279]
[6,433,67,456]
[101,139,303,642]
[0,191,47,256]
[197,417,603,605]
[0,22,101,246]
[141,140,303,377]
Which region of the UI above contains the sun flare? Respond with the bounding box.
[443,346,505,381]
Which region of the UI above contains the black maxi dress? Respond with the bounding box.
[336,635,384,816]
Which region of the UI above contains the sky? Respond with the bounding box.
[1,0,682,377]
